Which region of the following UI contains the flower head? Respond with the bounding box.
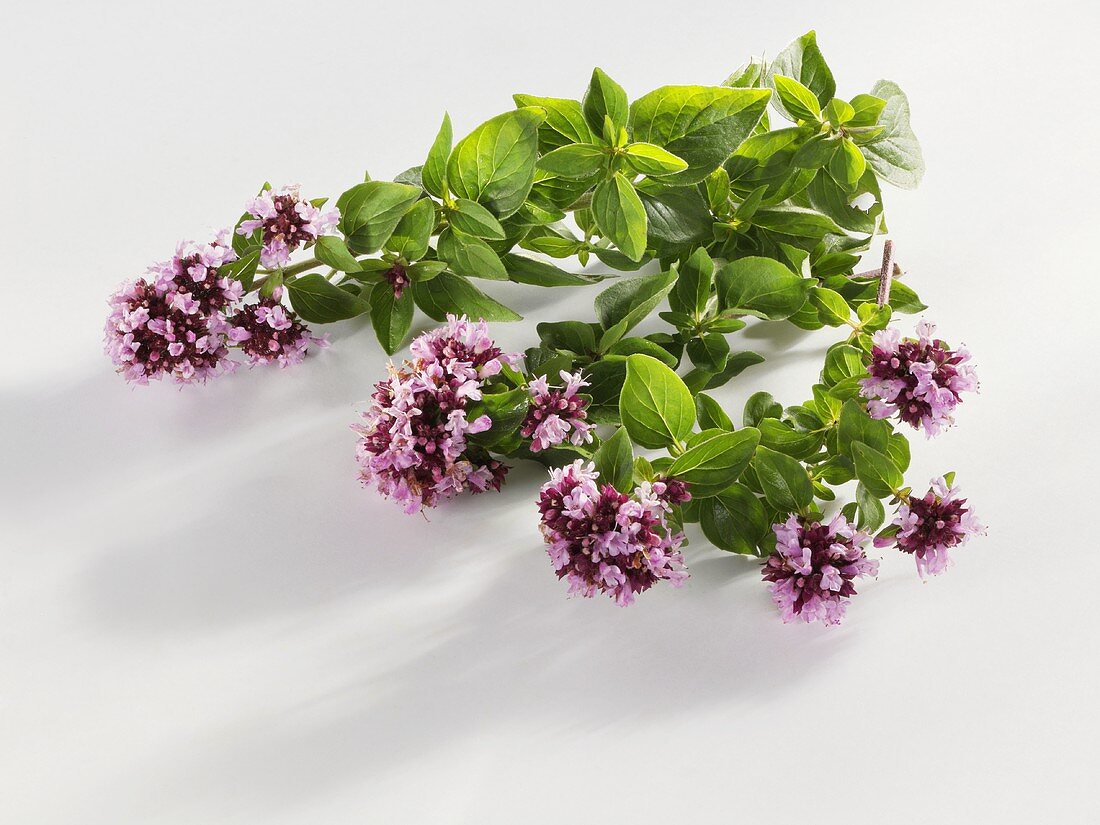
[383,262,410,298]
[408,314,515,380]
[146,235,242,314]
[762,514,878,626]
[104,234,240,385]
[537,461,690,606]
[875,476,983,578]
[237,185,340,269]
[860,321,978,437]
[521,370,594,452]
[354,317,515,513]
[225,298,327,368]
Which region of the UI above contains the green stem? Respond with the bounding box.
[257,256,322,279]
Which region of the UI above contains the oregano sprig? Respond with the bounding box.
[102,31,979,625]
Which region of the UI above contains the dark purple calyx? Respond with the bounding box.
[898,491,970,555]
[868,337,966,429]
[384,263,410,298]
[264,193,310,253]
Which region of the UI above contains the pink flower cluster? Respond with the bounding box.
[104,235,243,384]
[238,185,340,269]
[106,225,327,384]
[875,476,984,578]
[226,297,327,368]
[521,370,594,452]
[353,316,515,514]
[537,461,691,606]
[860,320,978,437]
[762,514,878,626]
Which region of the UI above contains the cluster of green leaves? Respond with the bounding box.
[221,31,924,361]
[219,33,937,562]
[593,292,915,559]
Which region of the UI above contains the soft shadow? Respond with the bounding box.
[112,504,860,818]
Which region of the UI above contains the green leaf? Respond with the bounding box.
[838,399,890,456]
[766,31,836,115]
[690,351,765,391]
[537,321,596,354]
[619,354,695,449]
[313,235,361,273]
[286,273,370,323]
[886,432,911,472]
[584,356,627,415]
[449,198,506,240]
[669,247,714,316]
[513,94,594,149]
[628,86,771,184]
[716,256,811,320]
[861,80,925,189]
[751,205,843,239]
[855,482,886,531]
[828,138,866,191]
[705,167,732,211]
[582,68,629,134]
[592,172,648,261]
[722,58,765,88]
[753,445,814,513]
[792,133,841,169]
[695,392,733,431]
[809,286,851,326]
[522,234,583,257]
[701,483,769,555]
[422,112,452,198]
[636,184,713,258]
[622,142,688,177]
[501,253,602,287]
[686,333,730,372]
[222,248,260,291]
[822,343,865,385]
[758,418,823,460]
[743,391,783,426]
[773,75,822,122]
[536,143,606,178]
[447,107,546,218]
[849,94,886,128]
[851,442,903,498]
[407,260,447,283]
[593,427,634,492]
[436,227,508,280]
[594,269,676,332]
[411,272,521,322]
[467,387,530,449]
[369,282,414,355]
[607,336,678,367]
[824,98,855,127]
[668,428,760,497]
[385,198,435,260]
[336,181,423,255]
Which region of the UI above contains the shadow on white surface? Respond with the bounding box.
[25,347,859,816]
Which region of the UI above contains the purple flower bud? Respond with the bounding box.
[875,476,983,578]
[224,298,327,368]
[859,321,978,437]
[762,514,878,626]
[537,461,689,606]
[104,236,240,385]
[354,316,516,514]
[383,262,410,298]
[236,185,340,270]
[521,370,594,452]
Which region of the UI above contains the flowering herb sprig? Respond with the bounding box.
[101,30,982,624]
[105,30,925,380]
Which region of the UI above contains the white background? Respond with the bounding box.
[3,2,1099,822]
